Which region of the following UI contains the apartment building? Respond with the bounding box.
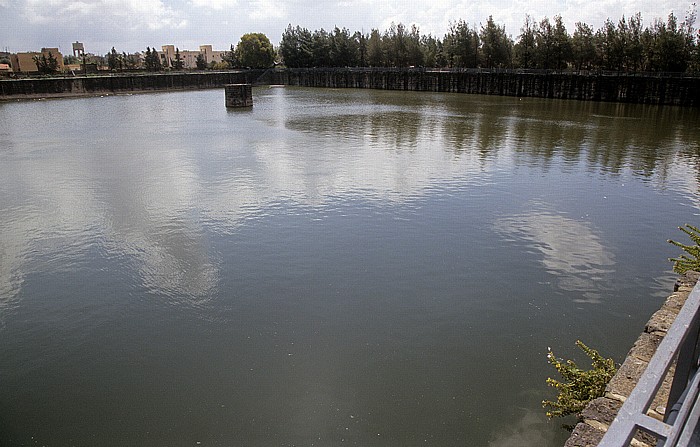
[10,48,65,73]
[160,45,226,69]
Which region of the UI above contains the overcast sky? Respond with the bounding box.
[0,0,694,56]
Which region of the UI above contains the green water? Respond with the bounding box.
[0,87,699,446]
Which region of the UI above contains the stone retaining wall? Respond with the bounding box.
[3,69,699,106]
[272,69,700,106]
[565,271,700,446]
[0,71,266,100]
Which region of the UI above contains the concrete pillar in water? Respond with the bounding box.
[225,84,253,107]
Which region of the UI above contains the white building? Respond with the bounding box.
[160,45,227,69]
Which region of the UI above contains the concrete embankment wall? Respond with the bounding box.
[273,69,700,106]
[0,70,266,100]
[565,271,700,447]
[2,69,698,106]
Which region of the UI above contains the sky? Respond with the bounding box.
[0,0,694,56]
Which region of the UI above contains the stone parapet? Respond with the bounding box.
[564,271,700,447]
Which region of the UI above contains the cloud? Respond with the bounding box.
[22,0,188,30]
[248,0,284,20]
[189,0,237,11]
[2,0,694,54]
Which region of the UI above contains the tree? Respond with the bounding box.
[406,24,424,67]
[551,15,571,70]
[329,27,358,67]
[222,44,238,68]
[236,33,275,68]
[480,16,513,68]
[144,47,162,71]
[123,52,139,69]
[444,20,480,68]
[33,51,59,75]
[596,18,624,71]
[384,22,409,66]
[543,341,617,420]
[47,52,59,73]
[572,22,596,70]
[624,13,644,71]
[669,224,700,273]
[153,47,163,71]
[280,24,314,67]
[355,31,368,66]
[367,29,384,66]
[107,47,120,70]
[421,34,442,67]
[144,47,152,70]
[641,12,694,72]
[514,15,537,68]
[535,17,555,69]
[311,29,332,67]
[174,48,184,69]
[196,53,207,70]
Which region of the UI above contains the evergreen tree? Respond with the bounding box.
[572,22,596,70]
[47,52,59,73]
[552,15,571,70]
[145,47,152,71]
[514,15,537,68]
[153,47,162,71]
[367,29,384,66]
[311,29,332,67]
[535,17,555,69]
[107,47,119,70]
[355,31,368,67]
[196,53,207,70]
[444,20,480,68]
[480,16,512,68]
[174,48,184,69]
[406,24,424,67]
[33,52,59,75]
[222,44,238,68]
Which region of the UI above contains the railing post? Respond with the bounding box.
[666,320,700,423]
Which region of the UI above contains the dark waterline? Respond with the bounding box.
[1,88,699,446]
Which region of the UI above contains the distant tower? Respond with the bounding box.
[72,41,85,58]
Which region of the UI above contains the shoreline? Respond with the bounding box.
[2,69,699,106]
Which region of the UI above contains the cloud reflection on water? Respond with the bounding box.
[0,89,699,309]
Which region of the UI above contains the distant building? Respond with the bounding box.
[72,41,85,58]
[159,44,227,69]
[10,48,65,73]
[0,63,12,76]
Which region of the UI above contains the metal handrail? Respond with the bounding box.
[599,282,700,446]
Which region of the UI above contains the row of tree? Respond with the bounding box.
[48,8,699,74]
[33,52,60,75]
[279,9,700,73]
[134,34,275,72]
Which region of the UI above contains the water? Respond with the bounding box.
[1,87,699,446]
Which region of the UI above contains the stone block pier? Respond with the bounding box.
[224,84,253,107]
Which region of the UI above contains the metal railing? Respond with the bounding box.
[599,282,700,446]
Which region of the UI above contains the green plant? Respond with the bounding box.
[542,340,617,419]
[668,224,700,274]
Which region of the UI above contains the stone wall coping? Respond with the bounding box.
[564,271,700,447]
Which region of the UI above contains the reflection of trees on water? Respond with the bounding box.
[283,91,700,186]
[437,96,700,183]
[285,109,425,152]
[279,89,700,193]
